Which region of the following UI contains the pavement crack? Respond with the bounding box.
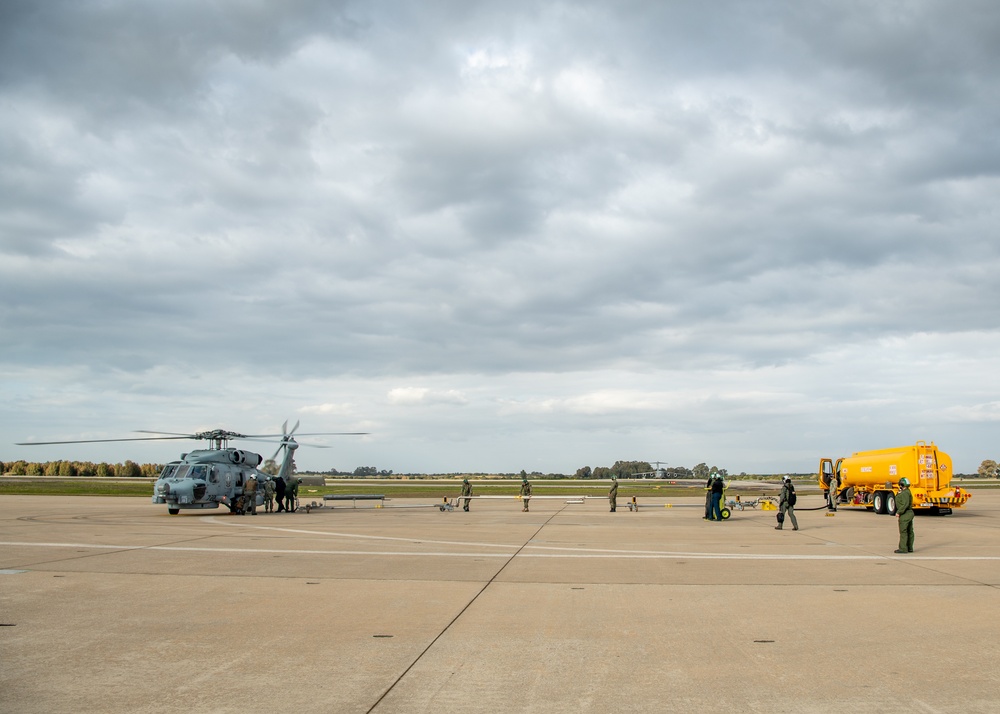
[366,506,568,713]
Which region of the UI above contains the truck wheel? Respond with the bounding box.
[885,492,897,516]
[873,491,885,515]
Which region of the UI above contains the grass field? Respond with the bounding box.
[1,477,994,499]
[0,477,720,499]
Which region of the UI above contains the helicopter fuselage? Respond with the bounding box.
[152,448,269,515]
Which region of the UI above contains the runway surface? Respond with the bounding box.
[2,492,999,713]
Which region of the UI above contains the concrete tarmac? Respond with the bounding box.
[2,492,999,713]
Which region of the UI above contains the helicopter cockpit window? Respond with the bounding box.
[158,464,178,480]
[208,467,218,484]
[171,465,190,480]
[188,465,208,480]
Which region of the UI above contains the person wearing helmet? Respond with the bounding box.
[776,475,799,530]
[244,473,258,515]
[263,475,275,513]
[609,475,618,513]
[461,477,473,512]
[519,477,532,512]
[703,473,714,520]
[894,477,915,553]
[827,469,840,512]
[707,473,725,521]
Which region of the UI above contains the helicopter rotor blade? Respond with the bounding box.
[16,435,195,445]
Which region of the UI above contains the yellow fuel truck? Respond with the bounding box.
[818,441,970,515]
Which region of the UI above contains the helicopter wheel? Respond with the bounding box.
[168,508,180,515]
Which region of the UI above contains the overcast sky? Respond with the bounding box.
[2,1,999,475]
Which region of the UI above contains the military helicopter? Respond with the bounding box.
[16,421,366,515]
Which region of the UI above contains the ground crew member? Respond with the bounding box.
[776,475,798,530]
[609,476,618,512]
[519,477,532,512]
[287,478,301,513]
[895,477,914,553]
[703,474,713,519]
[244,474,258,515]
[461,477,472,512]
[707,474,724,521]
[263,477,275,513]
[827,470,840,511]
[274,475,286,512]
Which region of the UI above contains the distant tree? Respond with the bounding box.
[575,466,592,479]
[58,461,76,477]
[117,460,142,478]
[44,461,60,476]
[96,463,113,478]
[592,466,613,479]
[353,466,378,477]
[979,460,998,478]
[693,463,709,480]
[26,463,43,475]
[611,460,654,478]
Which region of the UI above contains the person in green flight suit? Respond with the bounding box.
[894,477,915,553]
[609,475,618,512]
[461,477,472,512]
[519,477,532,512]
[775,475,798,530]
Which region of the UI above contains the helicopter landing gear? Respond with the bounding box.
[168,508,180,515]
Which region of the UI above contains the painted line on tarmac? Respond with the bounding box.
[4,540,1000,561]
[201,515,522,549]
[0,541,512,557]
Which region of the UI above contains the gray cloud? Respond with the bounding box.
[3,1,1000,474]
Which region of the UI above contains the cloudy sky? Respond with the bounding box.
[2,1,999,475]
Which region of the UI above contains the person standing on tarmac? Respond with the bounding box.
[244,474,258,515]
[274,475,286,512]
[895,477,915,553]
[827,470,840,512]
[519,477,532,512]
[708,474,725,521]
[775,475,798,530]
[461,477,473,512]
[287,478,301,513]
[703,473,714,519]
[609,475,618,512]
[263,477,275,513]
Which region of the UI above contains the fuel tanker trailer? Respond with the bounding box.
[818,441,970,516]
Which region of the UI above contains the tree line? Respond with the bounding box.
[574,461,730,479]
[0,460,162,478]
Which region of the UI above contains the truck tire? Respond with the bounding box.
[872,491,886,515]
[886,492,897,516]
